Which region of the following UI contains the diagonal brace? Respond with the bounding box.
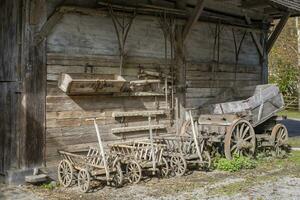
[182,0,205,42]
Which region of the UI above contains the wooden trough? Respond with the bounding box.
[58,73,126,95]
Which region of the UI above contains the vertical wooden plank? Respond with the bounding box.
[20,0,47,168]
[176,0,187,125]
[0,0,21,174]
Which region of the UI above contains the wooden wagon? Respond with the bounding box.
[181,84,289,159]
[153,135,211,176]
[58,148,123,193]
[109,141,169,184]
[57,118,124,193]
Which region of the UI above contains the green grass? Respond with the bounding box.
[213,155,257,172]
[289,136,300,148]
[278,110,300,119]
[210,151,300,197]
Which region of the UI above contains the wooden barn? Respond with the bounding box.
[1,0,300,182]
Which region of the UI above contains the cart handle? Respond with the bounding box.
[85,118,102,121]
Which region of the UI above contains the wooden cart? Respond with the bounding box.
[181,84,289,159]
[153,135,211,176]
[58,148,123,193]
[57,118,123,193]
[109,141,169,184]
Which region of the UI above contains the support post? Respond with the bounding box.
[175,1,187,129]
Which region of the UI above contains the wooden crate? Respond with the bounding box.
[58,73,126,95]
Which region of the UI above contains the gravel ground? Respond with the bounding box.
[2,175,299,200]
[1,151,299,200]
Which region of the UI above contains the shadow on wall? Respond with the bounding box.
[280,119,300,137]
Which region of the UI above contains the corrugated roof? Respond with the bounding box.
[270,0,300,12]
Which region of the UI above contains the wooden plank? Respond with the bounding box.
[111,124,166,134]
[21,0,47,169]
[112,110,165,117]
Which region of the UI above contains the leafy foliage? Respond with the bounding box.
[214,155,257,172]
[269,59,299,96]
[269,18,299,96]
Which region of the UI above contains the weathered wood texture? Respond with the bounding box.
[19,0,47,169]
[45,12,262,165]
[0,0,20,174]
[185,22,261,108]
[0,83,18,174]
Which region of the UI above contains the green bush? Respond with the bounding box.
[214,155,257,172]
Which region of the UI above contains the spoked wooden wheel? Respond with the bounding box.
[271,124,288,156]
[159,157,169,178]
[224,119,256,160]
[199,151,211,169]
[78,169,91,193]
[170,155,187,176]
[57,159,74,187]
[111,163,124,188]
[126,160,142,184]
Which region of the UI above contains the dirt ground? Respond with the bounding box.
[1,151,299,200]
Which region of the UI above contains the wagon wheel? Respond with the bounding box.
[126,160,142,184]
[111,162,124,188]
[271,124,289,156]
[78,169,91,193]
[199,151,212,170]
[224,119,256,160]
[57,159,74,187]
[170,155,187,176]
[159,157,169,178]
[180,120,192,136]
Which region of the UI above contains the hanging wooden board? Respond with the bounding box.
[58,73,126,95]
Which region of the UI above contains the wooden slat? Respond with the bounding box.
[111,125,166,134]
[112,110,165,117]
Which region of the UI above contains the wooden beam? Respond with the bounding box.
[245,15,264,57]
[267,12,291,53]
[182,0,205,41]
[35,9,64,44]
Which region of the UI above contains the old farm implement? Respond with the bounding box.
[153,135,211,176]
[109,141,169,183]
[181,84,289,159]
[57,118,123,193]
[109,116,169,183]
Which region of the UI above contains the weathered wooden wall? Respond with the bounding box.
[0,0,21,174]
[45,8,262,165]
[46,14,172,165]
[185,23,261,108]
[1,0,48,175]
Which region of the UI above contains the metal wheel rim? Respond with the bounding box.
[224,119,256,160]
[170,155,187,176]
[78,169,90,193]
[126,160,142,184]
[57,159,73,187]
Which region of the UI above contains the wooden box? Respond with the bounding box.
[58,73,126,95]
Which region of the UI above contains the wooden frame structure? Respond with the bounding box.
[0,0,299,183]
